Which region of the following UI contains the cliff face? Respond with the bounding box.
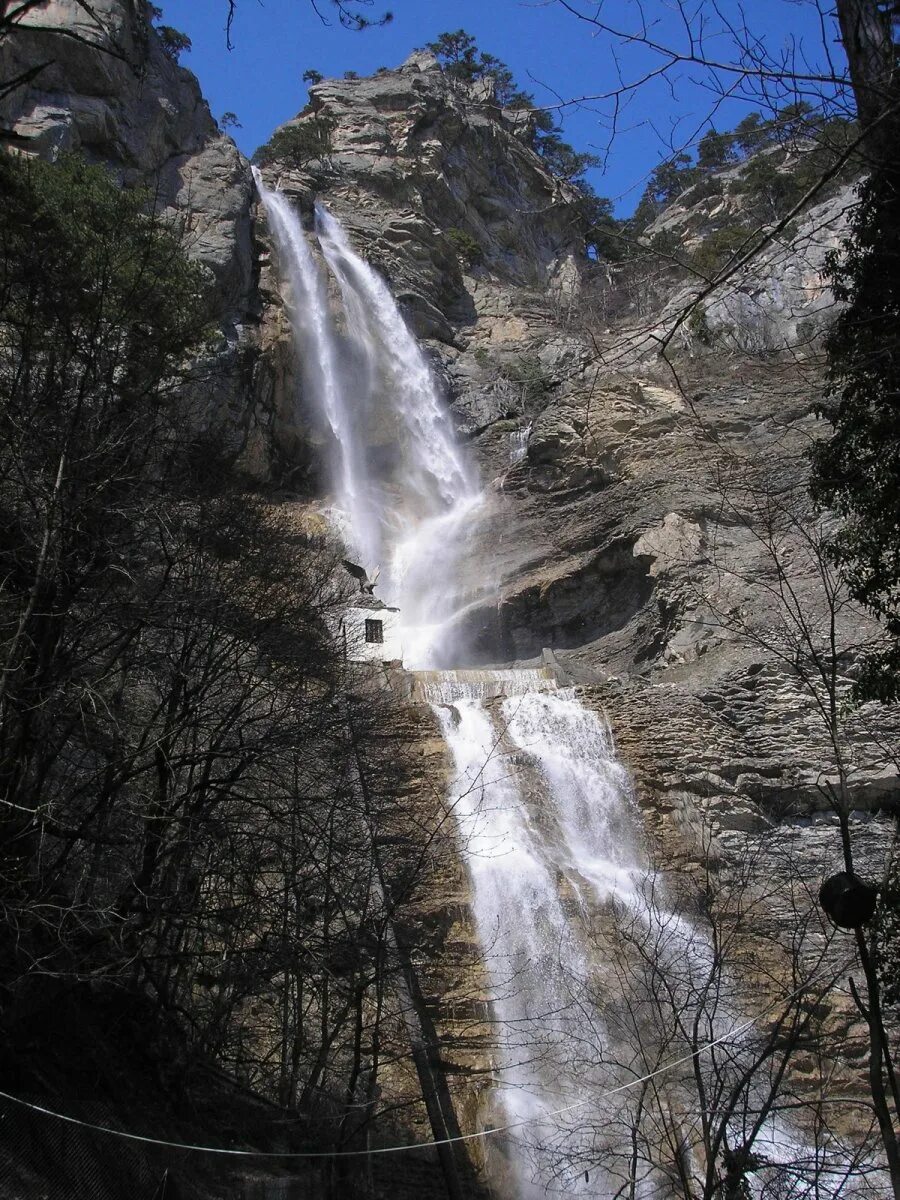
[252,52,589,476]
[2,7,897,1183]
[252,57,897,845]
[1,0,253,308]
[5,9,890,826]
[0,0,269,468]
[261,52,584,329]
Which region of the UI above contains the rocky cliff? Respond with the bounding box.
[251,55,898,843]
[2,1,253,305]
[250,51,898,1164]
[11,0,894,1003]
[2,4,897,1191]
[6,5,891,826]
[0,0,267,467]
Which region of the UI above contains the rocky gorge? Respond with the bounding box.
[1,3,898,1198]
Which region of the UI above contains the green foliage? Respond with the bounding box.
[445,226,484,267]
[498,354,553,407]
[426,29,480,81]
[0,148,207,937]
[252,115,337,169]
[302,67,324,85]
[478,54,516,105]
[156,24,191,62]
[738,154,795,210]
[697,128,736,171]
[627,154,699,234]
[737,124,856,218]
[503,88,539,112]
[649,154,699,204]
[646,228,683,258]
[344,69,359,79]
[425,31,519,105]
[811,167,900,702]
[0,152,206,411]
[687,303,713,345]
[535,132,601,182]
[579,190,626,261]
[778,100,817,136]
[679,173,724,207]
[734,112,773,155]
[690,223,752,275]
[220,111,241,132]
[629,106,855,239]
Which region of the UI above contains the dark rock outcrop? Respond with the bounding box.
[0,0,271,472]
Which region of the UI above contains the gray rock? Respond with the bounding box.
[0,0,262,467]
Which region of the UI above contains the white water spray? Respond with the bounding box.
[430,689,603,1198]
[253,170,381,564]
[433,684,869,1197]
[257,172,484,665]
[314,204,483,666]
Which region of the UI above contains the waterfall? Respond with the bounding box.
[253,170,380,566]
[257,178,867,1198]
[431,681,867,1198]
[314,204,484,667]
[430,687,602,1199]
[428,680,650,1196]
[256,175,483,664]
[508,425,531,465]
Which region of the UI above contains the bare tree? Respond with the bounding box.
[558,834,884,1198]
[661,421,900,1193]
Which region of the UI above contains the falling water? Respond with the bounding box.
[257,176,483,663]
[429,686,603,1199]
[432,682,870,1198]
[508,425,531,465]
[257,176,867,1197]
[313,204,484,666]
[427,680,652,1195]
[253,170,380,564]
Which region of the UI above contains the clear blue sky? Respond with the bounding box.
[160,0,844,214]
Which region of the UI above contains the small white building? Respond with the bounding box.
[339,597,403,666]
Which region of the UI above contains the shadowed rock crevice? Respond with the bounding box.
[453,539,656,665]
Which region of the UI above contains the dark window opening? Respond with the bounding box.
[365,619,384,644]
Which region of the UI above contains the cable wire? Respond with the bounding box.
[0,999,790,1159]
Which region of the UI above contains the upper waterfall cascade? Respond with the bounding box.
[255,176,869,1199]
[256,170,484,668]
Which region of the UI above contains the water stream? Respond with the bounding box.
[256,170,483,665]
[427,681,643,1197]
[252,169,379,563]
[256,177,870,1199]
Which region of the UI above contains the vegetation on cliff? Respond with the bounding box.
[252,112,338,168]
[813,164,900,706]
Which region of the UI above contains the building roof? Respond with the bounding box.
[347,595,399,613]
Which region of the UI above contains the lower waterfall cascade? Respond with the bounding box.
[254,177,879,1199]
